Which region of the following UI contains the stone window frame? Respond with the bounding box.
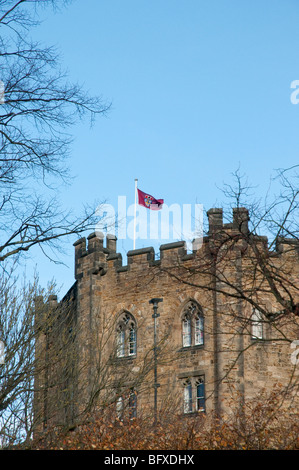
[181,300,204,349]
[179,372,206,414]
[116,311,137,358]
[116,388,138,420]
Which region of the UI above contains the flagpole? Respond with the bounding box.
[133,178,138,250]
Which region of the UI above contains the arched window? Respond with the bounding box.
[182,301,204,348]
[116,312,137,358]
[182,376,205,414]
[116,389,137,420]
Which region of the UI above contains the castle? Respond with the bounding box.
[34,207,299,431]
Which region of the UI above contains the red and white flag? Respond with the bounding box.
[137,188,164,211]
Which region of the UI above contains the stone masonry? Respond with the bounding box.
[34,207,299,431]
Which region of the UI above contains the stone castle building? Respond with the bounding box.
[34,207,299,431]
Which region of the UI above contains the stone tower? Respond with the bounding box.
[34,207,299,432]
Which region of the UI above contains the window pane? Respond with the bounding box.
[196,378,205,411]
[116,313,137,358]
[195,316,204,345]
[183,381,193,413]
[129,390,137,418]
[182,318,191,347]
[117,328,125,357]
[129,325,136,355]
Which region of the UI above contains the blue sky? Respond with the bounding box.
[26,0,299,295]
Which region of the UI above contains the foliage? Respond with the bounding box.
[24,386,299,450]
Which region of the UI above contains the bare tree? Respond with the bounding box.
[152,166,299,411]
[33,297,177,434]
[0,0,110,264]
[214,166,299,318]
[0,265,57,447]
[0,267,175,446]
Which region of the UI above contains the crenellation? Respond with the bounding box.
[232,207,249,234]
[276,236,299,257]
[127,247,155,267]
[73,208,299,282]
[106,233,117,252]
[207,207,223,233]
[116,264,130,273]
[74,236,86,255]
[159,241,187,265]
[106,251,123,271]
[106,252,122,262]
[192,237,204,252]
[180,252,195,262]
[87,231,104,253]
[34,206,299,432]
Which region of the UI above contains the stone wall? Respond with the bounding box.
[34,207,299,429]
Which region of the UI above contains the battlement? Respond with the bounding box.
[73,233,197,279]
[73,207,299,280]
[35,194,299,437]
[207,206,250,234]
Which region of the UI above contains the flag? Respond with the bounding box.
[137,188,164,211]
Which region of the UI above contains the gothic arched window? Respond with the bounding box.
[182,301,204,348]
[116,388,138,420]
[182,376,205,414]
[116,312,137,358]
